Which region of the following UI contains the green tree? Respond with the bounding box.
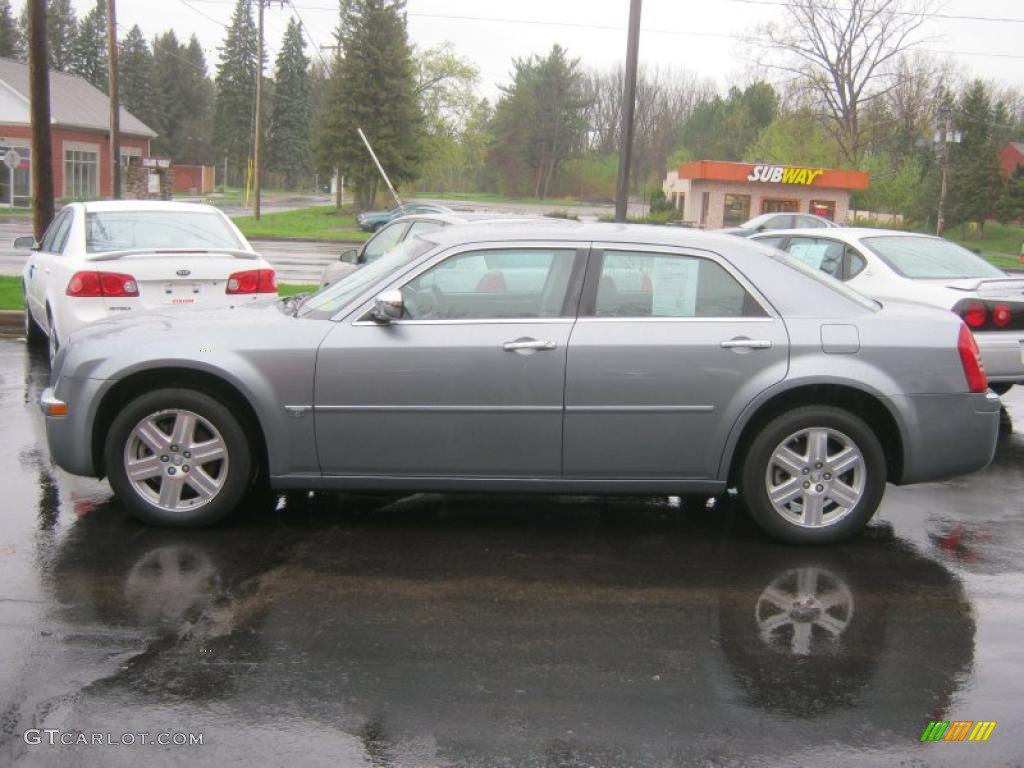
[19,0,77,70]
[118,25,157,129]
[745,110,843,167]
[267,18,311,188]
[214,0,258,185]
[70,0,107,91]
[315,0,422,208]
[995,167,1024,225]
[177,36,215,165]
[948,81,1004,232]
[677,82,778,162]
[489,45,589,198]
[0,0,22,58]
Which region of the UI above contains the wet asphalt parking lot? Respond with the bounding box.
[0,331,1023,768]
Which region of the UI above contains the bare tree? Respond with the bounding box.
[752,0,935,164]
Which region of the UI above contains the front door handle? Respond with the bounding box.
[503,337,556,353]
[720,338,772,350]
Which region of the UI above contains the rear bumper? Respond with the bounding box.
[977,332,1024,382]
[888,391,1001,485]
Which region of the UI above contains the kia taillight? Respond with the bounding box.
[66,271,139,297]
[957,324,988,393]
[226,269,276,294]
[952,298,1023,331]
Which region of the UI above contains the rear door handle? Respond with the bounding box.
[720,338,772,350]
[503,337,556,352]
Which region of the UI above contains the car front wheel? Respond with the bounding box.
[105,388,252,527]
[740,406,887,545]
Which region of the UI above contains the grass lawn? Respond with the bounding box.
[0,276,317,311]
[233,206,369,242]
[944,222,1023,260]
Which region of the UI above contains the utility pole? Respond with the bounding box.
[27,0,54,240]
[935,105,961,236]
[107,0,121,199]
[253,0,265,220]
[615,0,642,223]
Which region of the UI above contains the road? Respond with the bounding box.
[0,333,1022,766]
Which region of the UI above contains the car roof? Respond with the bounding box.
[415,219,770,252]
[77,200,224,214]
[392,212,540,226]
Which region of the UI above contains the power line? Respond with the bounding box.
[287,0,329,68]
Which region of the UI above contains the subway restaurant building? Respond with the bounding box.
[662,160,870,228]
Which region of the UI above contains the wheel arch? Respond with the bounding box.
[722,382,906,487]
[91,367,269,483]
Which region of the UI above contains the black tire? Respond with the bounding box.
[105,388,253,527]
[740,406,887,545]
[22,286,45,346]
[989,382,1014,396]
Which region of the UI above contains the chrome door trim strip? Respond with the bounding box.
[314,404,563,413]
[565,405,714,413]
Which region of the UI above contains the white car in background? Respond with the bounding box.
[18,201,277,363]
[751,228,1024,394]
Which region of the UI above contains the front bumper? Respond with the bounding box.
[40,379,106,478]
[977,333,1024,382]
[889,391,1001,485]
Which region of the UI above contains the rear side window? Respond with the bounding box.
[783,237,845,278]
[590,251,766,318]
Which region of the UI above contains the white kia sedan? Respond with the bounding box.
[18,201,277,362]
[751,228,1024,394]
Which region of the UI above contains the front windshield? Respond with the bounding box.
[85,210,243,252]
[297,236,435,318]
[862,235,1004,279]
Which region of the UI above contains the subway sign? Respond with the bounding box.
[747,165,825,185]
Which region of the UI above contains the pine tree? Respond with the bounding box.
[0,0,22,58]
[71,0,108,90]
[315,0,422,208]
[177,36,215,164]
[19,0,77,70]
[267,18,311,187]
[213,0,258,186]
[118,25,157,128]
[948,81,1003,233]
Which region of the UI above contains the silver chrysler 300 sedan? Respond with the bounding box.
[41,221,1001,544]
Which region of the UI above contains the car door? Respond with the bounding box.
[26,208,73,324]
[314,242,587,478]
[563,246,789,480]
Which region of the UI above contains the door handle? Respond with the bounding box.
[503,337,556,352]
[720,338,772,350]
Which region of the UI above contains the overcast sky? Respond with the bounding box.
[98,0,1024,101]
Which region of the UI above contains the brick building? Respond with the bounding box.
[663,160,870,228]
[999,142,1024,178]
[0,57,156,206]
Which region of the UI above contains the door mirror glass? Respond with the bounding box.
[372,289,404,322]
[13,236,36,249]
[339,247,359,263]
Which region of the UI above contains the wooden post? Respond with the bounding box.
[107,0,121,198]
[253,0,264,219]
[27,0,54,239]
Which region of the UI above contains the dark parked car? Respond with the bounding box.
[42,222,1000,544]
[356,202,453,232]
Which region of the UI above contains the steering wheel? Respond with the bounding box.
[402,283,448,320]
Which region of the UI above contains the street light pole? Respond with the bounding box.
[614,0,642,223]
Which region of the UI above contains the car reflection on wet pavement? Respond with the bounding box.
[0,335,1022,767]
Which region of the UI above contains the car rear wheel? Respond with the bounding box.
[22,287,45,346]
[989,382,1013,396]
[740,406,887,545]
[105,388,252,527]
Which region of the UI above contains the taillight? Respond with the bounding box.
[957,300,987,329]
[992,304,1011,327]
[226,269,276,294]
[957,324,988,393]
[952,298,1023,331]
[66,271,139,297]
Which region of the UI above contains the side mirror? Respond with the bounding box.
[14,236,37,249]
[339,247,359,264]
[371,289,403,322]
[756,225,766,232]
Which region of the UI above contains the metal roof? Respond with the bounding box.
[0,57,156,138]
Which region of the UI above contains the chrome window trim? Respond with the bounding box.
[351,317,576,327]
[575,316,776,324]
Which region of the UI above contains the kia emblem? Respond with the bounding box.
[176,269,191,276]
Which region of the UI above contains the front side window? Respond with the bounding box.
[783,237,845,278]
[85,210,242,253]
[64,149,98,198]
[592,251,766,318]
[401,248,576,320]
[39,210,71,252]
[361,221,408,263]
